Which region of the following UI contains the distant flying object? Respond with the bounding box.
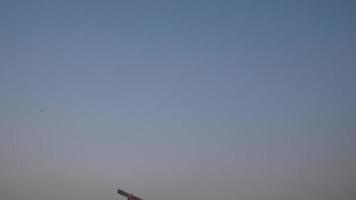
[40,109,45,112]
[117,188,143,200]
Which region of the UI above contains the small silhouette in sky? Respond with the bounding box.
[40,109,45,112]
[117,189,143,200]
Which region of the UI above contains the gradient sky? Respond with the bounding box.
[1,0,356,200]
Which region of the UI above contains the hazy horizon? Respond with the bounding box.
[1,1,356,200]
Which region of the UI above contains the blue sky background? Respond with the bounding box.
[1,1,356,200]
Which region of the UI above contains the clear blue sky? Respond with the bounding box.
[1,1,356,200]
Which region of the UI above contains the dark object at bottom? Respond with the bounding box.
[117,188,143,200]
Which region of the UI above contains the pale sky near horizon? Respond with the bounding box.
[1,1,356,200]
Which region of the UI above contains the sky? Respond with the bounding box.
[1,0,356,200]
